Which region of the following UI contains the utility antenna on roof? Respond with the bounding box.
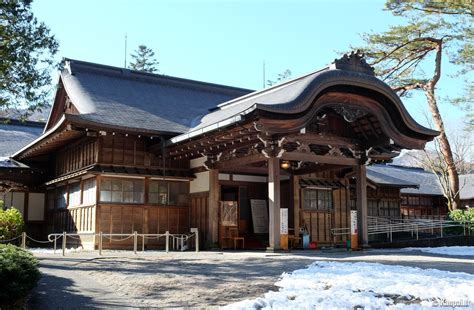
[124,34,128,68]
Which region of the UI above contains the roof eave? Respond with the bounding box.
[12,115,67,159]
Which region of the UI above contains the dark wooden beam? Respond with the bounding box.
[213,153,266,169]
[286,133,359,149]
[281,151,358,166]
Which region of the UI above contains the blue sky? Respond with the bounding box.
[32,0,468,133]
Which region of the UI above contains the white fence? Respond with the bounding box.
[1,228,199,256]
[331,216,472,244]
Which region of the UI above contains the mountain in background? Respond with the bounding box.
[0,108,51,123]
[393,150,473,174]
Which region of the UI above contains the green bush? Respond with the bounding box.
[448,209,474,233]
[0,207,24,242]
[0,244,41,305]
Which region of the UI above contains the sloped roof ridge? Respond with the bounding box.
[215,66,330,110]
[64,58,253,96]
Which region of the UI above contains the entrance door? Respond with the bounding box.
[300,188,334,244]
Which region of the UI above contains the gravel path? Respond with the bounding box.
[27,249,474,309]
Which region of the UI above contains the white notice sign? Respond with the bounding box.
[280,208,288,235]
[250,199,269,234]
[350,210,358,235]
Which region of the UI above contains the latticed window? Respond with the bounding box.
[149,181,189,206]
[100,178,144,203]
[303,189,333,210]
[68,182,81,207]
[83,178,96,205]
[56,187,67,209]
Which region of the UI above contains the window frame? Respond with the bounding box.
[148,180,189,206]
[99,177,145,204]
[302,188,334,211]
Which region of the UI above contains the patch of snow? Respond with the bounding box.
[222,261,474,309]
[28,247,85,254]
[402,246,474,256]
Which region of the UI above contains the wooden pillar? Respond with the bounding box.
[292,175,300,237]
[356,164,368,246]
[268,157,281,251]
[208,169,219,246]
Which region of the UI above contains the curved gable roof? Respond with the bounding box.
[172,53,438,148]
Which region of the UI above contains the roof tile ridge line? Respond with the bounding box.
[387,164,427,171]
[43,75,63,133]
[65,58,253,95]
[215,66,330,110]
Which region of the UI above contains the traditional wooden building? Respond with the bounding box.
[0,119,46,237]
[460,174,473,209]
[5,53,438,249]
[367,164,447,218]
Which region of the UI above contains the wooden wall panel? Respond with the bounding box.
[190,193,209,248]
[56,138,98,175]
[47,205,95,233]
[96,204,189,248]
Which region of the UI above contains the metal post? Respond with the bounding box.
[142,236,145,252]
[21,232,26,249]
[133,231,138,254]
[195,231,199,253]
[62,232,66,256]
[440,222,443,238]
[165,231,169,253]
[389,225,392,243]
[99,232,103,256]
[416,225,419,240]
[54,235,57,254]
[180,236,184,251]
[191,228,199,253]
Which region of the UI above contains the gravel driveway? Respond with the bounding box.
[27,249,474,309]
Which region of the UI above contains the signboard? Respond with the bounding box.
[350,210,358,235]
[280,208,288,235]
[220,201,238,226]
[250,199,268,234]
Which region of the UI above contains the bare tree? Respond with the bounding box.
[408,126,472,211]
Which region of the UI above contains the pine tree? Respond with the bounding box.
[129,45,159,73]
[267,69,292,87]
[0,0,59,113]
[353,0,473,210]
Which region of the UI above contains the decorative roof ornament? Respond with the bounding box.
[330,50,375,76]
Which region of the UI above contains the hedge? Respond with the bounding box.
[0,207,24,242]
[0,244,41,305]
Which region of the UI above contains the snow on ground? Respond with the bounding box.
[28,247,85,254]
[223,261,474,310]
[402,246,474,256]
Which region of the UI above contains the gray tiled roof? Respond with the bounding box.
[0,120,44,157]
[61,59,253,134]
[367,164,443,196]
[366,167,418,188]
[0,157,30,168]
[460,174,474,200]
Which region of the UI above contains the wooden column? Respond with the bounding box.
[292,175,300,237]
[208,169,220,246]
[355,164,368,246]
[268,157,281,251]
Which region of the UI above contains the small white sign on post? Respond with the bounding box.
[280,208,288,235]
[350,210,358,235]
